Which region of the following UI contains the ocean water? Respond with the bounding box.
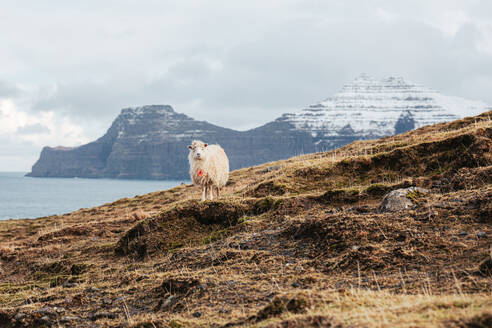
[0,172,186,220]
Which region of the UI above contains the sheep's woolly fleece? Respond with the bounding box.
[188,140,229,189]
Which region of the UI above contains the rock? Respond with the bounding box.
[156,295,180,311]
[354,205,371,213]
[54,307,65,314]
[192,312,202,318]
[60,316,81,323]
[458,231,468,236]
[219,308,231,314]
[161,295,177,309]
[62,281,77,288]
[261,165,281,173]
[379,187,430,212]
[478,258,492,276]
[255,295,310,321]
[161,277,200,295]
[33,307,56,317]
[89,312,117,321]
[135,275,148,282]
[70,263,88,275]
[477,231,487,238]
[335,282,344,289]
[394,110,415,135]
[14,312,26,320]
[85,286,100,293]
[37,316,53,326]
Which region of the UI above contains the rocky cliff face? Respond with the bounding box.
[27,105,313,179]
[27,75,489,179]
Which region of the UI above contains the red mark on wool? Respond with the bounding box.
[198,169,204,177]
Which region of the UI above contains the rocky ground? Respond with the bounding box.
[1,112,491,327]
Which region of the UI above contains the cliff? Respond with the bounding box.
[27,105,314,179]
[27,75,489,179]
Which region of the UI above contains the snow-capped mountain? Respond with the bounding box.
[277,74,487,144]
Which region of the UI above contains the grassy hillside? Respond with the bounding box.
[1,112,491,327]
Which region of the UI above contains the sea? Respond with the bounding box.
[0,172,186,220]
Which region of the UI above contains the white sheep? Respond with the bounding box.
[188,140,229,201]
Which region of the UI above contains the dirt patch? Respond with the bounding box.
[365,184,393,197]
[252,197,284,214]
[447,312,492,328]
[449,190,492,223]
[254,295,311,322]
[317,189,362,205]
[30,259,71,275]
[249,181,286,197]
[0,311,12,328]
[115,199,275,259]
[264,315,342,328]
[160,277,200,295]
[37,225,92,241]
[477,258,492,276]
[440,166,492,192]
[70,263,89,275]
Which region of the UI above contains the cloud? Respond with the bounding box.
[0,99,90,171]
[0,81,20,98]
[21,2,492,122]
[16,123,51,135]
[0,136,41,172]
[1,0,492,169]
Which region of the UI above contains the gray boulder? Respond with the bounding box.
[379,187,429,212]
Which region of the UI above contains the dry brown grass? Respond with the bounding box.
[254,291,492,328]
[0,111,491,327]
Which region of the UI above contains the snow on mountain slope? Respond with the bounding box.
[277,74,488,138]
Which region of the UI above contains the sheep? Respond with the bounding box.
[188,140,229,201]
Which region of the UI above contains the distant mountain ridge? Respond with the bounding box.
[27,75,490,179]
[27,105,314,179]
[276,74,487,150]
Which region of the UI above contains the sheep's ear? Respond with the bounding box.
[188,145,192,150]
[204,144,208,147]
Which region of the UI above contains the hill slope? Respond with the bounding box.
[2,111,492,327]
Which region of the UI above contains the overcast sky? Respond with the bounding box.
[1,0,492,171]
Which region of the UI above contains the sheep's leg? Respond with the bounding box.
[208,184,214,200]
[201,186,207,201]
[215,187,220,199]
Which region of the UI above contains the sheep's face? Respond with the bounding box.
[188,141,208,160]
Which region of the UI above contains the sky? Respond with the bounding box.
[1,0,492,171]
